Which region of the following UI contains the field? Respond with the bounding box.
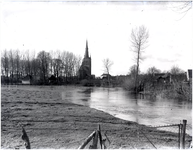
[1,85,191,149]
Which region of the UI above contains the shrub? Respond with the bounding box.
[122,78,136,91]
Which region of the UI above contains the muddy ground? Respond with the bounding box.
[1,85,192,149]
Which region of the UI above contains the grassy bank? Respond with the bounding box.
[145,82,192,101]
[1,86,191,149]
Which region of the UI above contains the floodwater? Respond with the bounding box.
[61,86,192,135]
[3,85,192,135]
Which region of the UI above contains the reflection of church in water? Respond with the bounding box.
[79,40,92,80]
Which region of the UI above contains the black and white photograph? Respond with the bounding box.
[1,0,192,149]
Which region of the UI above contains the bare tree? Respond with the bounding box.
[62,51,70,78]
[170,2,192,19]
[147,66,161,75]
[15,49,21,83]
[67,52,77,77]
[170,65,184,75]
[103,58,113,85]
[1,49,9,84]
[25,50,31,76]
[49,50,55,75]
[20,54,26,77]
[74,55,82,76]
[53,58,63,81]
[52,50,63,82]
[1,49,9,77]
[128,65,139,79]
[37,51,51,83]
[131,25,149,92]
[1,48,83,85]
[30,50,39,84]
[124,65,139,91]
[9,49,16,84]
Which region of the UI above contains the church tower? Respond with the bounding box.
[79,40,92,79]
[85,40,89,58]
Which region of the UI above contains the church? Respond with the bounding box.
[79,40,92,80]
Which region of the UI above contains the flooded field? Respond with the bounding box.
[61,86,192,135]
[1,85,192,149]
[2,85,192,134]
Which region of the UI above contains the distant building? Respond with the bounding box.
[101,73,112,80]
[154,73,171,84]
[187,69,192,82]
[153,72,187,84]
[21,75,32,85]
[79,40,92,80]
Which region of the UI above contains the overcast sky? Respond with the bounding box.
[1,1,192,76]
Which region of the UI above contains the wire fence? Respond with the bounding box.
[102,120,191,149]
[20,120,192,149]
[135,124,181,149]
[60,120,192,149]
[123,121,192,149]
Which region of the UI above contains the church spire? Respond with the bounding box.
[84,40,89,58]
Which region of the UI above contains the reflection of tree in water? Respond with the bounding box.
[127,93,157,123]
[127,93,139,123]
[107,88,110,98]
[79,88,93,105]
[81,98,89,102]
[82,88,93,94]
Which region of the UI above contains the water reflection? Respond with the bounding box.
[61,86,192,135]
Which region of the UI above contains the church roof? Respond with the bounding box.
[84,40,89,58]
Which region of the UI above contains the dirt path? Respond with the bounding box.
[1,86,191,149]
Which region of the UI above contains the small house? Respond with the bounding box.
[101,73,112,80]
[21,75,32,85]
[155,73,171,84]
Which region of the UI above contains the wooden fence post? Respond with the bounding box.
[91,130,98,149]
[21,127,31,149]
[98,124,103,149]
[182,120,187,149]
[178,124,181,149]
